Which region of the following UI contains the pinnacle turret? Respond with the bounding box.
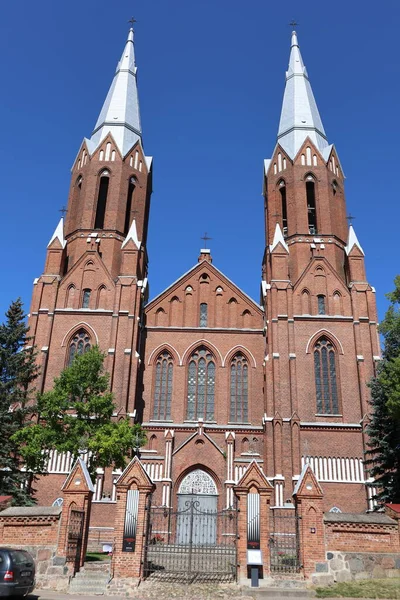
[277,31,329,159]
[88,28,142,157]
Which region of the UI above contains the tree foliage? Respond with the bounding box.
[13,346,146,479]
[0,299,39,505]
[365,276,400,504]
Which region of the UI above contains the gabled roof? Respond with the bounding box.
[47,218,66,249]
[346,225,364,256]
[61,457,94,493]
[145,259,263,314]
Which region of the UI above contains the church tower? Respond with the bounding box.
[29,26,152,423]
[262,31,380,511]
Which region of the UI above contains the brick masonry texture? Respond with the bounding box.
[25,32,382,580]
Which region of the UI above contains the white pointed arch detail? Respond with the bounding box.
[180,339,223,366]
[178,469,218,495]
[147,343,181,366]
[61,322,99,347]
[305,329,344,355]
[223,345,257,368]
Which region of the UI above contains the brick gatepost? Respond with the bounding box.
[234,460,274,582]
[112,456,155,580]
[293,464,326,578]
[57,458,94,573]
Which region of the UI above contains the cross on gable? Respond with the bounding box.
[201,232,212,249]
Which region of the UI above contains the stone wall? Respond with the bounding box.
[323,551,400,584]
[0,506,69,591]
[310,512,400,586]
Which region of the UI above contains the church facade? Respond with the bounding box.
[29,27,380,535]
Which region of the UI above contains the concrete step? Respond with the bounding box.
[82,561,111,571]
[68,587,106,595]
[244,589,314,599]
[72,572,110,580]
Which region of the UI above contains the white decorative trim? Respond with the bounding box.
[147,343,181,366]
[302,455,365,483]
[222,345,257,368]
[305,329,344,355]
[180,339,224,366]
[60,322,99,347]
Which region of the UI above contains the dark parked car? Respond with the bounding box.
[0,549,35,597]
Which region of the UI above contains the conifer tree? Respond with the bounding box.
[13,346,146,479]
[365,276,400,504]
[0,299,39,505]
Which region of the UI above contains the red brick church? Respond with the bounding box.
[29,26,380,537]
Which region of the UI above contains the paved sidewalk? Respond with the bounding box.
[28,586,317,600]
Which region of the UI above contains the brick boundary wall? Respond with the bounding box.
[0,506,70,591]
[324,513,400,553]
[309,512,400,586]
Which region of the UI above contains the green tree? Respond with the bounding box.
[13,346,146,479]
[365,276,400,504]
[0,299,39,505]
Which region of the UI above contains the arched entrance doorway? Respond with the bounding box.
[177,469,218,545]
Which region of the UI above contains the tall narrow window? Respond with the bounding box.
[153,352,173,420]
[306,178,317,234]
[187,347,215,421]
[68,329,91,366]
[230,354,248,422]
[279,182,288,236]
[94,171,110,229]
[314,337,339,414]
[199,303,208,327]
[82,289,91,308]
[124,176,136,235]
[317,295,326,315]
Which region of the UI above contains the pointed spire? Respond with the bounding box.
[47,218,66,248]
[121,218,141,249]
[89,28,142,157]
[269,223,289,253]
[345,225,364,256]
[277,31,329,159]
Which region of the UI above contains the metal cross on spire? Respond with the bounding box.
[128,16,137,29]
[289,20,299,29]
[201,232,212,249]
[347,214,356,224]
[59,206,68,217]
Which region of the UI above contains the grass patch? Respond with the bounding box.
[315,578,400,598]
[85,552,111,562]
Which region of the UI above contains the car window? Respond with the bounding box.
[10,551,31,565]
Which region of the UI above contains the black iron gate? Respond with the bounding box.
[144,496,238,583]
[269,508,301,573]
[66,509,84,574]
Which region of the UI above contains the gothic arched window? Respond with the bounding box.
[68,329,91,366]
[306,175,317,234]
[199,303,208,327]
[187,347,215,421]
[94,170,110,229]
[153,352,173,420]
[124,176,136,235]
[230,354,248,422]
[314,337,339,414]
[82,289,91,308]
[278,180,288,236]
[317,294,326,315]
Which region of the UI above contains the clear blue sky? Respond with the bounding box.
[0,0,399,324]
